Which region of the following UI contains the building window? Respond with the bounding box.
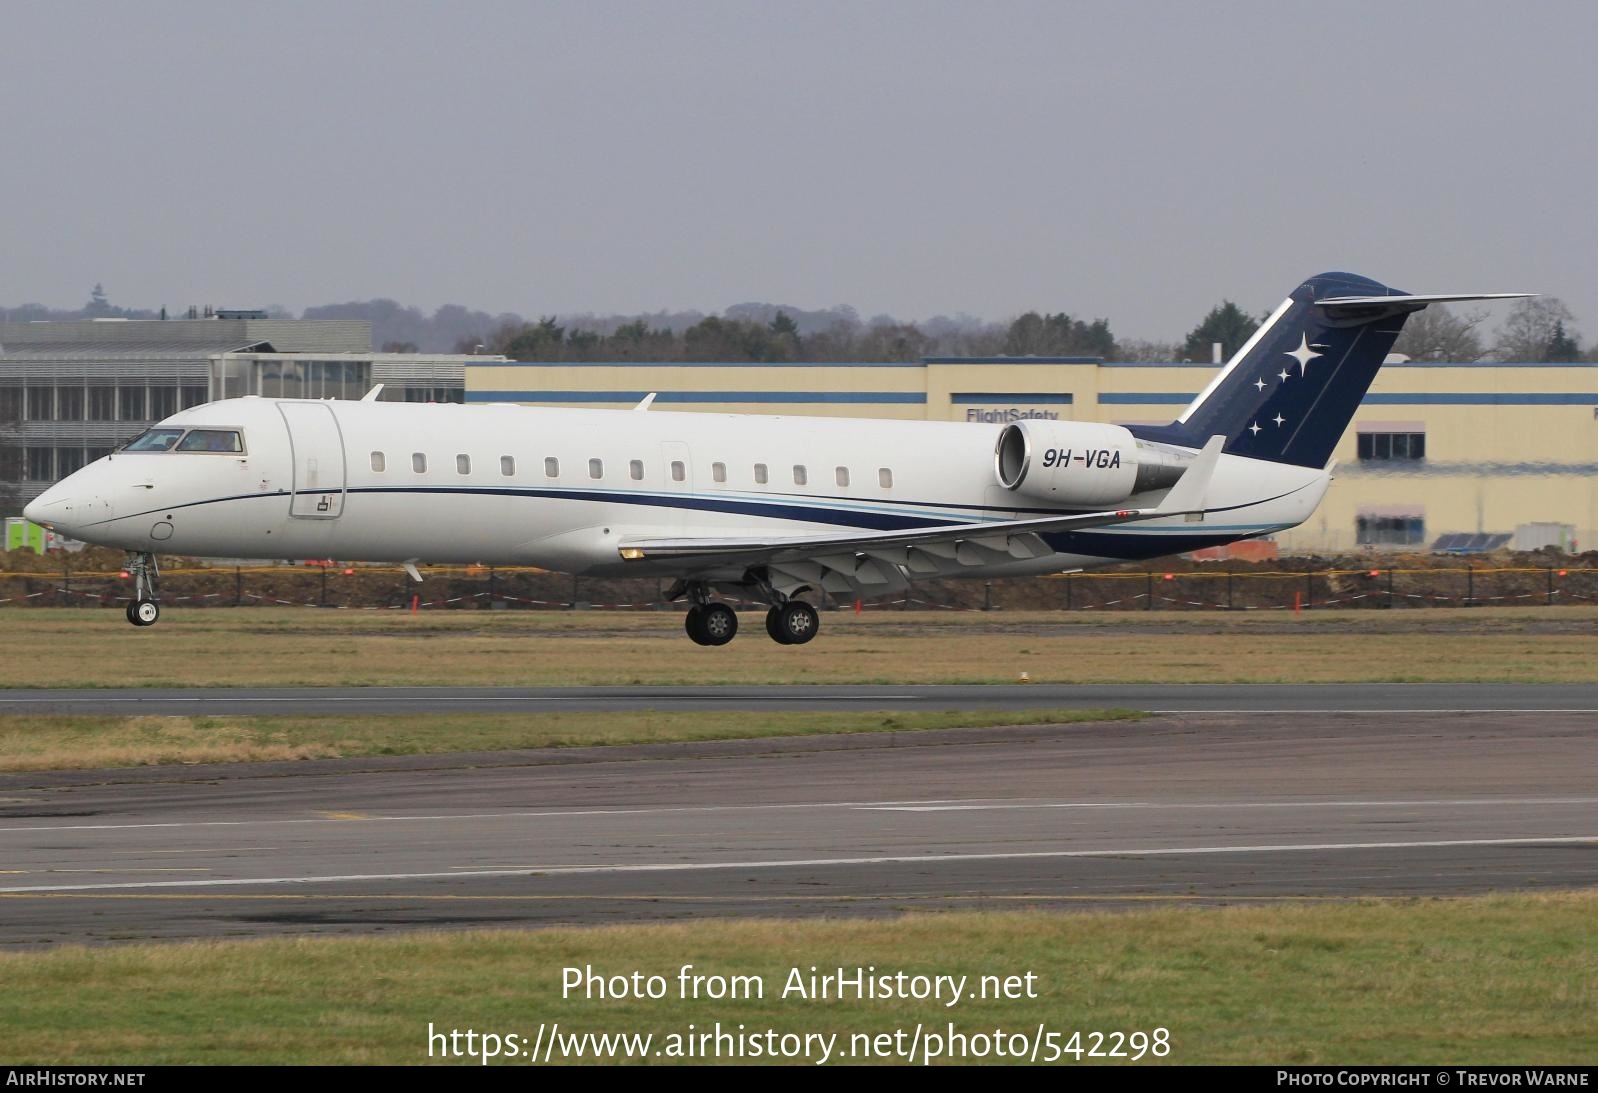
[25,383,52,418]
[88,387,116,421]
[1357,431,1426,462]
[56,387,83,422]
[671,460,686,482]
[403,386,464,404]
[588,457,603,479]
[150,386,178,419]
[500,456,515,477]
[371,451,386,472]
[753,463,768,485]
[456,454,471,475]
[1356,514,1425,546]
[878,467,894,489]
[119,387,147,421]
[0,388,20,421]
[86,447,112,463]
[629,459,644,481]
[835,466,850,487]
[412,452,427,473]
[544,457,559,478]
[56,447,84,475]
[25,447,52,480]
[793,464,807,486]
[712,461,726,484]
[180,385,208,409]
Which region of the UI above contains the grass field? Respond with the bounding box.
[0,707,1143,771]
[1,895,1594,1065]
[1,606,1595,688]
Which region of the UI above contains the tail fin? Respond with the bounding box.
[1131,272,1530,469]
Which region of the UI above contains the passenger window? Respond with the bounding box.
[413,453,427,473]
[544,457,559,478]
[371,451,385,472]
[793,465,807,486]
[671,460,685,482]
[878,467,893,489]
[712,462,726,484]
[754,463,768,485]
[835,466,849,487]
[175,429,243,453]
[456,454,471,475]
[500,456,515,476]
[629,459,644,481]
[588,458,603,479]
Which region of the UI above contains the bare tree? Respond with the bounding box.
[1391,304,1488,362]
[1493,297,1578,361]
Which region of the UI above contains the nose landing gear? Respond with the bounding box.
[124,551,161,627]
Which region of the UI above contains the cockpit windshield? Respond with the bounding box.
[176,429,244,453]
[122,428,185,452]
[120,427,244,454]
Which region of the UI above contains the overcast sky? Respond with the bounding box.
[2,1,1591,340]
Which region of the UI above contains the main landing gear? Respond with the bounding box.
[124,551,161,627]
[675,580,820,646]
[764,600,819,645]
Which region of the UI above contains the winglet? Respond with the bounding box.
[1156,434,1225,520]
[633,392,657,411]
[402,560,422,583]
[361,384,385,402]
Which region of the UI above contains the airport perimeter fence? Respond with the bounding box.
[1,553,1597,614]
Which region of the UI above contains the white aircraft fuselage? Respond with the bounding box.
[23,272,1531,644]
[26,396,1323,577]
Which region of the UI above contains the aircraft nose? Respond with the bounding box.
[23,475,113,536]
[23,484,75,531]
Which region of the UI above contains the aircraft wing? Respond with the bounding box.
[616,437,1224,584]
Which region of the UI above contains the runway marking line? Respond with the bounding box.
[314,811,371,821]
[0,835,1593,894]
[3,795,1595,835]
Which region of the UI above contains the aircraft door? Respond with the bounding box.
[278,402,348,518]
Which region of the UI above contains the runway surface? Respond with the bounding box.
[4,682,1598,716]
[1,710,1595,946]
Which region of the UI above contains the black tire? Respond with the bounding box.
[131,599,160,627]
[776,600,819,645]
[684,605,711,645]
[765,606,791,644]
[125,600,140,627]
[698,602,738,646]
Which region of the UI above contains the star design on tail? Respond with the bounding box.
[1287,334,1323,376]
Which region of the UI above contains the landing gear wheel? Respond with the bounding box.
[128,599,160,627]
[765,606,791,644]
[698,602,738,646]
[686,602,737,646]
[773,600,819,645]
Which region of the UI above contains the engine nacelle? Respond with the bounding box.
[994,420,1188,506]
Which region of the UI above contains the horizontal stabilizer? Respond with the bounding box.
[1316,292,1534,319]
